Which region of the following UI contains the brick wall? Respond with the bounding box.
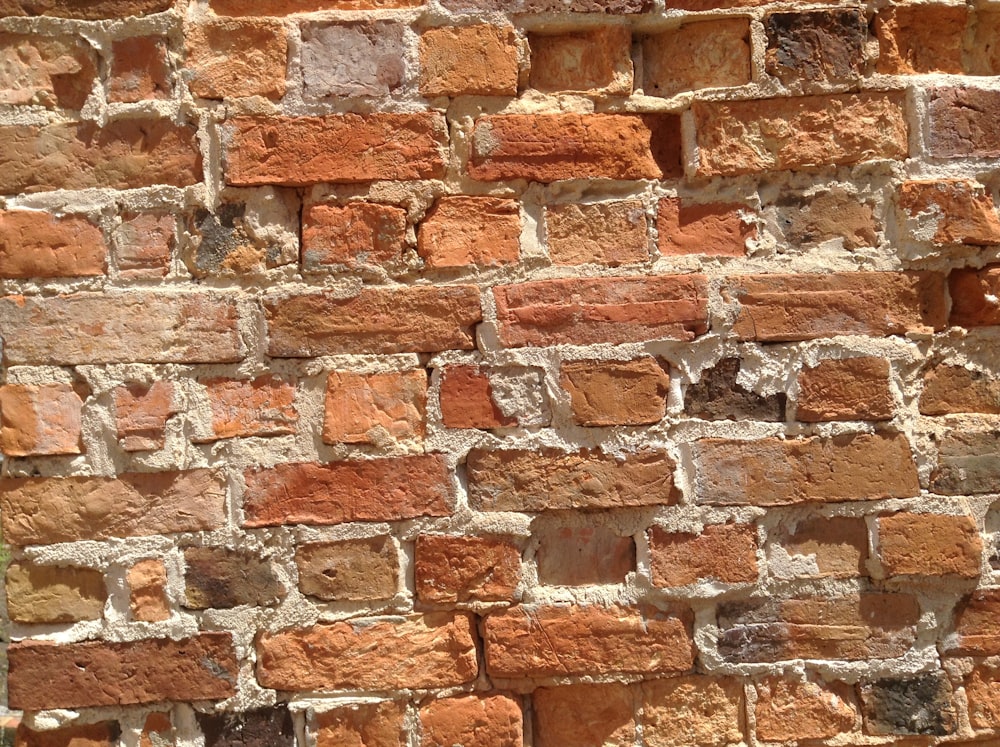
[1,0,1000,745]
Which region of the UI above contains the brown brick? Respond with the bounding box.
[899,180,1000,246]
[0,383,83,456]
[114,381,177,452]
[0,0,171,18]
[199,708,293,747]
[184,547,286,609]
[439,366,514,429]
[534,684,634,747]
[14,722,119,747]
[0,119,201,193]
[650,523,758,587]
[1,211,104,278]
[927,87,1000,159]
[931,430,1000,495]
[127,559,170,623]
[768,516,869,580]
[875,5,967,74]
[323,370,427,444]
[1,470,226,546]
[528,27,632,95]
[265,286,481,356]
[657,198,753,257]
[755,677,858,741]
[186,20,286,99]
[8,632,237,710]
[301,21,405,99]
[112,213,174,278]
[211,0,423,12]
[765,9,866,83]
[545,200,649,266]
[313,701,407,747]
[415,534,521,604]
[0,32,96,109]
[641,676,744,747]
[301,202,407,270]
[693,433,919,506]
[642,19,751,97]
[0,293,242,365]
[717,593,919,662]
[494,274,708,347]
[198,376,297,441]
[797,357,894,422]
[469,114,682,182]
[776,187,879,250]
[256,613,478,690]
[561,358,670,427]
[420,24,519,97]
[226,113,447,186]
[950,265,1000,328]
[242,455,453,528]
[442,0,649,12]
[6,562,106,624]
[878,512,981,578]
[419,694,522,747]
[108,35,170,103]
[296,537,399,602]
[920,364,1000,415]
[685,357,786,422]
[952,591,1000,656]
[726,272,947,342]
[467,448,677,512]
[535,525,634,586]
[694,93,907,176]
[418,196,520,268]
[970,11,1000,75]
[859,673,957,737]
[485,604,693,679]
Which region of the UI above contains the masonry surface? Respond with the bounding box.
[1,0,1000,745]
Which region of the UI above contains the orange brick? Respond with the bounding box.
[545,200,649,266]
[951,591,1000,656]
[14,722,119,747]
[6,562,106,624]
[528,27,632,95]
[560,358,670,426]
[797,357,894,422]
[899,180,1000,246]
[323,370,426,443]
[313,701,407,747]
[875,4,967,74]
[420,24,519,97]
[198,375,298,441]
[186,19,286,99]
[0,210,106,279]
[878,512,982,578]
[951,265,1000,327]
[767,516,869,580]
[212,0,423,11]
[139,713,173,747]
[302,202,407,270]
[534,683,635,747]
[657,198,752,257]
[415,534,521,604]
[127,559,170,623]
[0,383,83,456]
[920,364,1000,416]
[114,381,177,452]
[535,525,634,586]
[108,35,170,103]
[642,19,751,97]
[755,677,858,741]
[439,366,514,429]
[649,523,758,587]
[0,32,96,109]
[419,695,522,747]
[641,676,744,747]
[296,537,399,602]
[418,196,521,268]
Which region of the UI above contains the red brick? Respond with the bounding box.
[0,0,171,18]
[256,613,477,690]
[469,114,682,182]
[420,24,519,97]
[641,676,744,747]
[899,180,1000,246]
[467,448,677,511]
[649,523,758,586]
[14,722,119,747]
[6,562,106,624]
[8,632,237,710]
[0,293,242,365]
[415,534,521,604]
[108,35,170,103]
[878,512,982,578]
[765,10,866,84]
[313,701,407,747]
[186,19,286,99]
[212,0,421,11]
[1,470,226,546]
[534,683,635,747]
[484,604,694,679]
[114,381,177,452]
[439,366,514,429]
[301,202,407,270]
[754,677,858,741]
[657,198,753,257]
[545,200,649,266]
[127,559,170,623]
[767,516,869,580]
[198,376,298,441]
[642,19,751,97]
[875,5,967,74]
[242,455,453,528]
[561,358,670,427]
[726,272,947,341]
[0,32,96,109]
[226,113,447,186]
[920,364,1000,415]
[0,210,105,278]
[797,357,894,422]
[419,695,522,747]
[927,87,1000,159]
[323,370,427,443]
[113,214,174,277]
[418,196,520,268]
[0,119,201,193]
[694,93,907,176]
[950,265,1000,327]
[528,27,632,95]
[951,591,1000,656]
[0,383,83,456]
[265,286,481,356]
[535,525,634,586]
[296,537,398,602]
[692,433,920,506]
[139,713,172,747]
[494,274,708,347]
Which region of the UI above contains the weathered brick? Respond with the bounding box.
[197,376,297,441]
[419,695,522,747]
[114,382,177,452]
[7,633,237,710]
[198,708,294,747]
[641,676,744,747]
[767,516,869,580]
[127,559,170,623]
[0,294,242,365]
[694,93,907,176]
[469,114,682,182]
[484,604,693,679]
[765,9,866,83]
[969,11,1000,75]
[875,5,967,74]
[494,274,708,347]
[6,562,106,624]
[685,358,786,421]
[0,383,83,456]
[302,202,407,270]
[528,27,632,95]
[950,265,1000,327]
[14,723,119,747]
[560,357,670,427]
[860,674,957,736]
[467,448,677,512]
[545,200,648,266]
[878,512,981,578]
[187,20,286,99]
[313,701,407,747]
[415,534,521,604]
[657,198,752,257]
[534,683,635,747]
[0,0,171,18]
[256,613,478,690]
[693,433,919,506]
[717,593,919,662]
[442,0,649,12]
[755,677,858,741]
[439,366,514,429]
[265,286,481,356]
[1,470,226,546]
[726,272,946,341]
[418,196,521,268]
[931,431,1000,495]
[775,187,878,250]
[0,119,201,193]
[797,357,894,422]
[211,0,423,12]
[641,19,751,97]
[301,22,404,99]
[0,32,96,109]
[899,180,1000,246]
[226,113,447,186]
[951,591,1000,656]
[920,364,1000,415]
[649,523,758,587]
[323,370,427,444]
[420,24,518,97]
[112,213,174,278]
[927,87,1000,159]
[183,547,285,609]
[965,665,1000,730]
[108,35,170,103]
[296,537,399,602]
[242,455,453,528]
[535,525,634,586]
